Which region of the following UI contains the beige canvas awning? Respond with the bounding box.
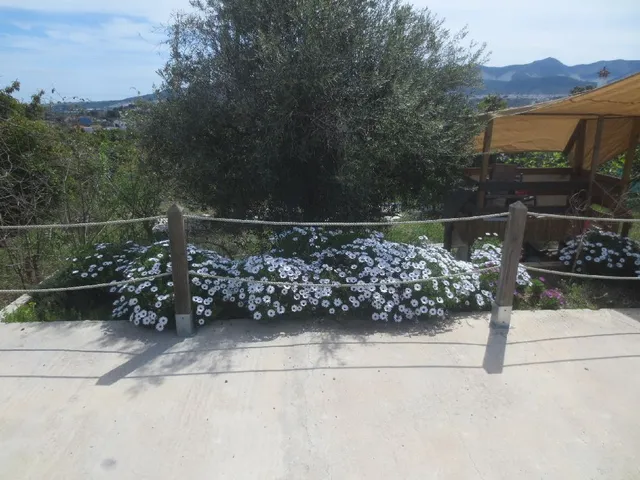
[473,72,640,171]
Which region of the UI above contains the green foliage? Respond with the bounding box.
[513,277,566,310]
[269,227,370,260]
[2,302,46,323]
[0,83,168,291]
[497,151,568,168]
[142,0,485,220]
[559,278,640,309]
[0,81,45,121]
[570,85,595,96]
[384,223,445,245]
[478,94,507,113]
[529,278,545,296]
[2,293,109,323]
[0,115,67,226]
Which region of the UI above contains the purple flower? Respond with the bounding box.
[539,277,545,282]
[541,288,566,306]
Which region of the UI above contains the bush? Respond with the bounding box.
[57,228,531,331]
[559,229,640,278]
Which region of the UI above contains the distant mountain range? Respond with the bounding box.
[480,57,640,96]
[54,57,640,112]
[51,92,159,112]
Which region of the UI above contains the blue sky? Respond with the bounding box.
[1,0,638,101]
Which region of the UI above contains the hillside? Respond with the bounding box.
[52,58,640,111]
[51,92,159,112]
[481,57,640,96]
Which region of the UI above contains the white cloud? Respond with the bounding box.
[0,16,168,100]
[0,0,638,99]
[412,0,639,65]
[0,0,190,23]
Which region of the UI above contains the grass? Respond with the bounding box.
[563,280,640,309]
[2,292,112,323]
[0,247,20,309]
[2,301,54,323]
[536,276,640,310]
[0,224,156,310]
[384,223,444,245]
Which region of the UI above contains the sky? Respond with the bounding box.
[0,0,638,101]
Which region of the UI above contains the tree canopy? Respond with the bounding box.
[570,85,595,96]
[478,94,507,113]
[143,0,485,220]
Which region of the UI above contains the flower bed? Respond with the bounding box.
[55,228,532,331]
[559,229,640,278]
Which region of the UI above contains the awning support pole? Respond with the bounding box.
[620,119,639,237]
[477,120,494,209]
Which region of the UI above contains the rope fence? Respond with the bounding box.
[0,216,165,231]
[0,273,172,295]
[2,203,639,334]
[2,210,636,231]
[524,265,640,281]
[184,212,509,226]
[188,267,499,289]
[528,212,640,223]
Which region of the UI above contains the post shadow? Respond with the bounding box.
[96,339,180,386]
[482,325,509,374]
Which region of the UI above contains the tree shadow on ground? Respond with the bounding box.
[89,313,476,396]
[3,308,640,398]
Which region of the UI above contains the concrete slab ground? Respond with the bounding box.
[1,309,640,480]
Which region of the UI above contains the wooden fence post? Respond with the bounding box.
[167,204,194,337]
[491,201,528,328]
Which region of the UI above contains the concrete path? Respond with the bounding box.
[1,309,640,480]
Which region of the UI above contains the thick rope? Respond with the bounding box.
[0,216,164,231]
[184,212,509,227]
[0,273,172,294]
[524,265,640,281]
[528,212,640,223]
[188,267,499,288]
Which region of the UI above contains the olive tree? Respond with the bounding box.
[144,0,486,220]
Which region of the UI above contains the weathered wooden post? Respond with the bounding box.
[491,201,527,329]
[167,204,194,337]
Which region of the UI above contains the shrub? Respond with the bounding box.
[559,229,640,278]
[2,301,41,323]
[57,228,532,331]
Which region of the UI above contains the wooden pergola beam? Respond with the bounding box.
[586,116,605,206]
[563,119,585,156]
[477,120,494,208]
[574,124,587,175]
[563,120,587,175]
